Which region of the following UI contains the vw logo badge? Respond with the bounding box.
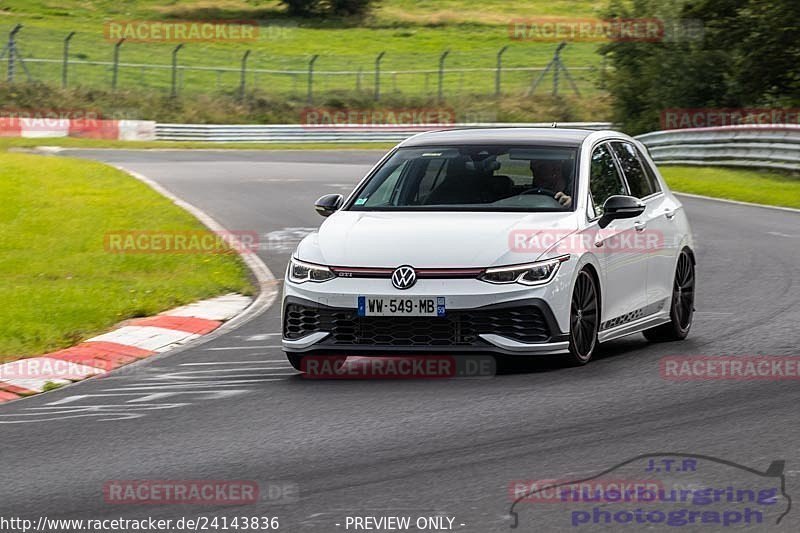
[391,266,417,290]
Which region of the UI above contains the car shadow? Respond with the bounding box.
[495,335,652,374]
[284,337,656,380]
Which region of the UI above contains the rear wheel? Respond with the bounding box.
[644,250,695,342]
[566,269,599,365]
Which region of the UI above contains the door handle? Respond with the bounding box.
[664,209,676,220]
[634,221,647,232]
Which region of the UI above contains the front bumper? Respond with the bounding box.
[281,296,569,356]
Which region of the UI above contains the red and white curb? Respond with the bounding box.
[0,118,155,140]
[0,293,252,402]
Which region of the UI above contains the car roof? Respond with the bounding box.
[398,127,597,148]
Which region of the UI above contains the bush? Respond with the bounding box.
[281,0,376,17]
[0,82,612,126]
[282,0,317,17]
[329,0,374,16]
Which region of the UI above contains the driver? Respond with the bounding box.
[530,160,573,208]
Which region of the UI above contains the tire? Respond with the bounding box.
[566,269,600,365]
[644,250,695,342]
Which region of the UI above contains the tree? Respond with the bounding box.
[686,0,800,105]
[601,0,800,133]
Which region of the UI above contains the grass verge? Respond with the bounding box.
[0,151,253,361]
[660,166,800,210]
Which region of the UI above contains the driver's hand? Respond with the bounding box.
[554,192,572,208]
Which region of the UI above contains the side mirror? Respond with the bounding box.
[314,194,344,217]
[598,195,645,229]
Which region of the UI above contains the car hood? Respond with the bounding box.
[295,211,579,268]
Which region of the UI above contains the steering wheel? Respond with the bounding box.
[519,187,557,197]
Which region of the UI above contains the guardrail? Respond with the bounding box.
[636,125,800,171]
[154,122,799,171]
[154,123,613,143]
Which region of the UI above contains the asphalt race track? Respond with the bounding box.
[2,149,799,532]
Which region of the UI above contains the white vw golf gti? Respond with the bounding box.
[282,128,695,368]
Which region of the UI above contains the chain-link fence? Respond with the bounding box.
[0,23,606,101]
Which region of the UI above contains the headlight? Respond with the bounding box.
[288,257,335,283]
[480,255,569,286]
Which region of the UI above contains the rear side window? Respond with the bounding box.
[589,143,627,216]
[611,141,653,199]
[636,147,663,194]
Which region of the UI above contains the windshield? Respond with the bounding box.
[348,145,579,212]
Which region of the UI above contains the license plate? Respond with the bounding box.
[358,296,446,317]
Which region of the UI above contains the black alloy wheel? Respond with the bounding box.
[567,269,599,365]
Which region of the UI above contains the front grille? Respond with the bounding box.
[284,303,551,346]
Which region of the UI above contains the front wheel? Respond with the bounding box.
[566,269,599,365]
[644,250,695,342]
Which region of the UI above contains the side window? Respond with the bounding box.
[589,143,627,216]
[636,147,663,194]
[363,161,407,206]
[611,141,653,199]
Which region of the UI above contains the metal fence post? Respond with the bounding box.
[62,31,76,89]
[528,42,578,97]
[438,50,450,102]
[374,51,385,101]
[111,38,124,90]
[171,44,184,97]
[240,50,251,100]
[552,49,560,96]
[3,24,23,83]
[307,54,318,104]
[495,45,509,97]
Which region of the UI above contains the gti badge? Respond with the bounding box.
[391,266,417,290]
